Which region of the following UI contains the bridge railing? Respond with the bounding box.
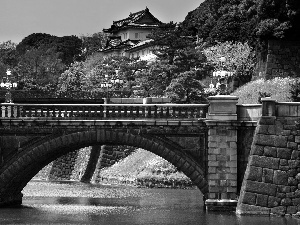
[0,103,209,120]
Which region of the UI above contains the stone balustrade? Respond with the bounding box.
[0,103,208,120]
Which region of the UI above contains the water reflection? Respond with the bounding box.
[0,181,299,225]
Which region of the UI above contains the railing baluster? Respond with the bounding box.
[99,105,104,118]
[166,107,169,118]
[142,106,145,117]
[124,106,128,118]
[118,106,122,118]
[154,105,158,118]
[136,106,139,118]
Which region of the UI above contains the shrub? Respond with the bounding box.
[232,77,296,104]
[290,78,300,102]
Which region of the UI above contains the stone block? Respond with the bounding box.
[256,194,268,207]
[252,145,264,156]
[226,174,236,180]
[287,142,298,150]
[257,125,269,134]
[268,196,281,207]
[229,142,237,149]
[243,192,257,205]
[277,147,293,159]
[208,161,219,167]
[245,180,277,196]
[273,170,289,185]
[260,117,276,125]
[278,185,291,193]
[292,198,300,206]
[288,177,298,186]
[270,206,286,216]
[281,198,292,206]
[262,168,274,183]
[267,125,276,135]
[230,155,237,161]
[288,169,297,177]
[208,148,220,155]
[289,160,300,169]
[275,136,288,148]
[208,167,216,173]
[250,155,279,170]
[295,136,300,143]
[226,161,237,168]
[264,146,277,157]
[230,167,237,173]
[236,203,270,215]
[256,134,275,146]
[286,206,297,215]
[208,155,217,161]
[291,150,300,159]
[280,159,288,166]
[248,166,262,182]
[208,142,218,148]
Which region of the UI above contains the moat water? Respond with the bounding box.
[0,181,299,225]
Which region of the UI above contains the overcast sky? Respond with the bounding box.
[0,0,204,44]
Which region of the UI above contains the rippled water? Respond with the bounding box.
[0,181,299,225]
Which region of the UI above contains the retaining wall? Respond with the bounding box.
[237,99,300,216]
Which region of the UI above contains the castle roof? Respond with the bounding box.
[102,36,140,53]
[103,7,162,33]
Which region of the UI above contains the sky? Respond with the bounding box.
[0,0,204,44]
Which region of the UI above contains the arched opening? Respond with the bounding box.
[0,130,208,206]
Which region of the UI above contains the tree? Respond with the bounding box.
[57,61,88,98]
[57,55,148,98]
[143,22,207,99]
[203,41,255,90]
[80,32,108,59]
[165,70,206,103]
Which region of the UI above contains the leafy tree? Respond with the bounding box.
[203,41,255,91]
[182,0,300,49]
[16,45,64,85]
[165,70,206,103]
[57,55,148,98]
[143,22,207,99]
[80,32,108,59]
[0,41,18,78]
[57,61,88,98]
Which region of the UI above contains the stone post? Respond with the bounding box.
[205,95,239,211]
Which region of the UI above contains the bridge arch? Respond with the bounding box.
[0,129,208,206]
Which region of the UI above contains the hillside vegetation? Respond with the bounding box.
[232,77,296,104]
[96,149,194,189]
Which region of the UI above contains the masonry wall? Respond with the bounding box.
[237,102,300,216]
[256,40,300,79]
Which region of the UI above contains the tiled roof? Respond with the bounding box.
[103,7,162,33]
[125,39,153,52]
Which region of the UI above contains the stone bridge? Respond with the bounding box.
[0,96,261,210]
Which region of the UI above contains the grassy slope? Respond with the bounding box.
[98,149,193,188]
[232,77,296,104]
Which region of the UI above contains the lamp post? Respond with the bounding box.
[0,69,17,103]
[211,57,234,95]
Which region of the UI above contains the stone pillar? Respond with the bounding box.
[81,145,101,183]
[205,95,239,211]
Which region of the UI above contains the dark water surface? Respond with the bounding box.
[0,181,299,225]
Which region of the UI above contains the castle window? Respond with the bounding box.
[135,33,139,39]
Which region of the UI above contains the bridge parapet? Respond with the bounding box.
[0,103,208,120]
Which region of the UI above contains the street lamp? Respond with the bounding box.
[211,57,234,95]
[0,69,17,103]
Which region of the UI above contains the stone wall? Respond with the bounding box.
[256,40,300,79]
[48,150,79,181]
[237,100,300,216]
